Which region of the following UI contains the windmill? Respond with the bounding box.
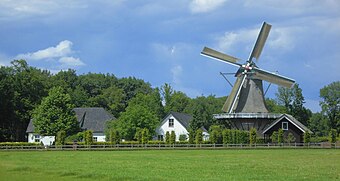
[201,22,295,114]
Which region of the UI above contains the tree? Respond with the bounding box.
[270,131,278,143]
[195,129,203,144]
[249,128,257,145]
[32,86,79,136]
[112,105,159,140]
[161,83,174,113]
[320,81,340,133]
[170,131,176,144]
[307,113,329,136]
[276,84,311,125]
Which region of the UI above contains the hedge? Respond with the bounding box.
[0,142,40,146]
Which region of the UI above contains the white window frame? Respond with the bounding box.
[169,119,174,128]
[282,122,288,130]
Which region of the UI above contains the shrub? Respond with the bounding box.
[329,129,337,143]
[170,131,176,144]
[278,129,284,144]
[109,129,121,144]
[304,131,311,143]
[270,131,278,143]
[134,129,142,143]
[195,129,203,144]
[179,134,187,141]
[142,128,150,144]
[56,130,66,146]
[209,125,222,144]
[285,132,296,144]
[249,128,257,145]
[165,131,170,144]
[0,142,40,146]
[188,130,195,144]
[65,132,84,142]
[84,130,93,146]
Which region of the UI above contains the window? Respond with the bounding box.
[158,135,164,141]
[34,135,40,143]
[282,122,288,130]
[93,137,97,142]
[169,119,174,127]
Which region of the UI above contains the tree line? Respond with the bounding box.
[0,60,338,142]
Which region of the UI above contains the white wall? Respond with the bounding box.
[27,133,55,146]
[93,132,106,142]
[156,115,189,141]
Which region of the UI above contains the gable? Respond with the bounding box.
[262,114,311,134]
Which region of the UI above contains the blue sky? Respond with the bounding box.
[0,0,339,113]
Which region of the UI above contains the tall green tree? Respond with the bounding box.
[276,84,311,125]
[110,105,159,140]
[32,86,79,136]
[320,81,340,133]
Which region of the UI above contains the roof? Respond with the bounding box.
[262,114,312,134]
[26,107,115,133]
[160,111,208,133]
[74,107,115,132]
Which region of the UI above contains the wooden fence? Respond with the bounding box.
[1,142,339,151]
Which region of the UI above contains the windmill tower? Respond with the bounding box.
[201,22,295,133]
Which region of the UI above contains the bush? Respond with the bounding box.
[142,128,150,144]
[65,132,84,142]
[179,134,187,141]
[56,130,66,146]
[195,129,203,144]
[209,125,222,144]
[170,131,176,144]
[278,129,284,144]
[270,131,278,143]
[285,132,296,144]
[329,129,337,143]
[109,129,121,144]
[188,130,195,144]
[134,129,142,143]
[249,128,257,145]
[310,136,329,143]
[0,142,40,146]
[165,131,170,144]
[84,130,93,146]
[304,131,311,143]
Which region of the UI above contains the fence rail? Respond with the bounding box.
[1,142,339,151]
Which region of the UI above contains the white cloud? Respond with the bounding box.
[17,40,73,60]
[189,0,227,13]
[59,57,85,67]
[15,40,85,70]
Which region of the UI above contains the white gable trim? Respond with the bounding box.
[262,115,306,134]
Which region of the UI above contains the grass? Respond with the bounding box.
[0,149,339,180]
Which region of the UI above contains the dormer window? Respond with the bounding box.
[169,119,174,127]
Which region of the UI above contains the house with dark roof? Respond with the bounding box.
[155,111,209,141]
[262,114,312,143]
[26,107,115,144]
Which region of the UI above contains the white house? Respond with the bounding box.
[26,107,116,145]
[156,111,209,141]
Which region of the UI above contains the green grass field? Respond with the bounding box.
[0,149,339,181]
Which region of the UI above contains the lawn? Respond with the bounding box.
[0,149,339,181]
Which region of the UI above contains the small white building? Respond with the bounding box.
[26,107,115,144]
[156,111,209,141]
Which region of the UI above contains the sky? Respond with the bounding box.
[0,0,339,113]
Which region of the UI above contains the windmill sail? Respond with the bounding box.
[249,22,272,61]
[222,74,247,113]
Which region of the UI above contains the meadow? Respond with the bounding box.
[0,149,339,181]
